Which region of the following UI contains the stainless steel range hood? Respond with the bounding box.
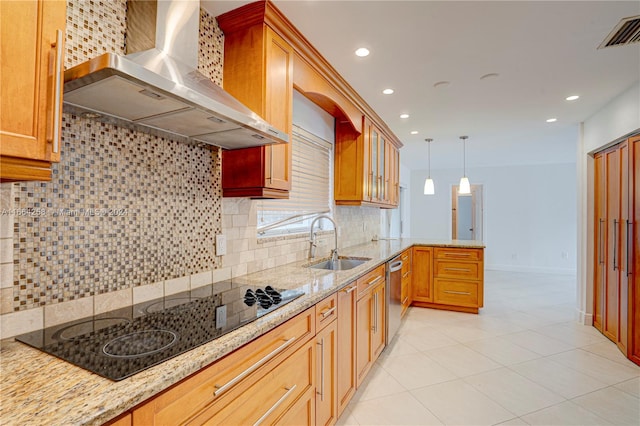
[62,0,288,149]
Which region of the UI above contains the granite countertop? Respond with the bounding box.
[0,239,483,426]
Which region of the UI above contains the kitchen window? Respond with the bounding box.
[257,124,333,236]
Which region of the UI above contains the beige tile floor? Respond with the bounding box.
[338,270,640,426]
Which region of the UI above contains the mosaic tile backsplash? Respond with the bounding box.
[8,1,224,311]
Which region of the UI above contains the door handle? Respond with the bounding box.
[48,29,64,154]
[627,220,632,276]
[317,338,325,401]
[613,219,618,270]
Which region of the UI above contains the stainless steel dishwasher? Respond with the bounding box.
[385,254,403,344]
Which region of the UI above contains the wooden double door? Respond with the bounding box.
[593,135,639,366]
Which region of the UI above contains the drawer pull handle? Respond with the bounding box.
[253,384,298,426]
[214,337,296,397]
[444,268,471,272]
[444,252,471,257]
[402,271,410,279]
[367,275,383,287]
[444,290,471,296]
[402,297,408,305]
[317,338,325,401]
[344,285,357,294]
[320,306,336,318]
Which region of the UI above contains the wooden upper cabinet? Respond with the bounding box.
[335,118,400,208]
[1,0,66,182]
[218,8,293,198]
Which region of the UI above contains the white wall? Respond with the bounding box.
[576,82,640,325]
[583,82,640,152]
[411,163,577,274]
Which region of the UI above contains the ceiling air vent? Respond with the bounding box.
[599,15,640,49]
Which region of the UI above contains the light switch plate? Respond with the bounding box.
[215,305,227,329]
[216,234,226,256]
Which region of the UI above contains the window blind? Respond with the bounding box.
[258,125,332,234]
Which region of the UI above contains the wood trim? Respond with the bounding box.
[0,156,52,182]
[222,187,289,199]
[216,1,402,148]
[411,301,479,314]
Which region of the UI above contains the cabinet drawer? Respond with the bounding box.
[132,308,314,426]
[194,339,315,425]
[316,293,338,330]
[434,279,479,308]
[434,260,480,280]
[357,265,385,298]
[434,248,481,261]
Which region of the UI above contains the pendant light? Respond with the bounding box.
[424,138,435,195]
[459,135,471,194]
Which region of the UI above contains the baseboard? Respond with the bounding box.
[485,264,577,275]
[575,309,593,326]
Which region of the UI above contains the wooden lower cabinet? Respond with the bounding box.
[400,249,412,317]
[192,339,314,425]
[412,247,484,314]
[131,308,314,425]
[412,247,433,303]
[355,265,386,387]
[316,320,338,426]
[336,283,357,417]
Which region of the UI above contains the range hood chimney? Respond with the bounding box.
[63,0,288,149]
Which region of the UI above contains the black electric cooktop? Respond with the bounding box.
[14,282,305,381]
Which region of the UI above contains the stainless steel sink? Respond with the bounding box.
[308,257,371,271]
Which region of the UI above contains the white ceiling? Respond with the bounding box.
[202,1,640,170]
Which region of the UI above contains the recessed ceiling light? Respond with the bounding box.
[480,73,500,80]
[355,47,370,57]
[546,118,557,123]
[383,88,394,95]
[400,114,410,119]
[566,95,580,101]
[410,131,418,135]
[433,81,451,88]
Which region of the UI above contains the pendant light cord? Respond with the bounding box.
[428,140,431,178]
[460,135,468,177]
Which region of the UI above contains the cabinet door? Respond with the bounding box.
[380,136,387,203]
[412,247,433,303]
[336,284,357,416]
[264,27,293,191]
[355,292,373,387]
[316,320,337,426]
[1,0,65,179]
[594,153,606,332]
[371,282,386,360]
[604,147,621,342]
[629,136,640,366]
[220,23,293,198]
[618,141,629,353]
[370,128,379,201]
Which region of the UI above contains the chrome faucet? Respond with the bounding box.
[308,214,339,261]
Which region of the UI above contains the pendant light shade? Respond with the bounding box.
[459,176,471,194]
[458,136,471,195]
[424,138,435,195]
[424,178,435,195]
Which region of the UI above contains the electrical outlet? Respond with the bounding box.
[216,234,226,256]
[561,252,568,259]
